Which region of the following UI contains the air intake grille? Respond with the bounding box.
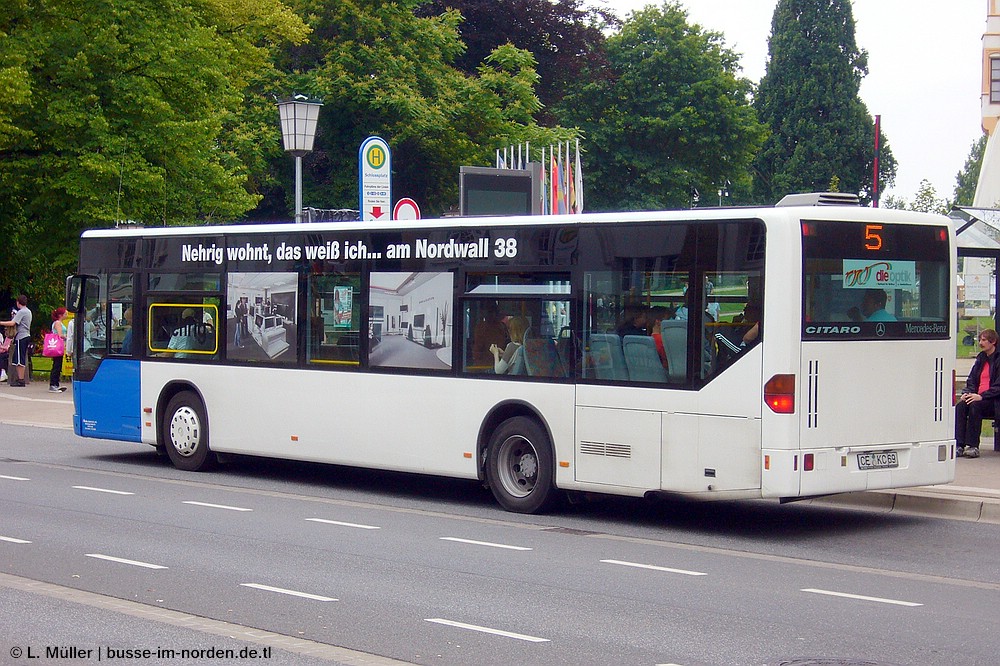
[776,192,861,207]
[579,441,632,459]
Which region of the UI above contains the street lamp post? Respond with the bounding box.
[277,95,322,223]
[717,179,731,206]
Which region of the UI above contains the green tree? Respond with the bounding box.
[556,1,765,212]
[262,0,573,218]
[954,133,988,206]
[752,0,896,204]
[881,179,948,214]
[0,0,308,310]
[417,0,615,125]
[910,179,949,214]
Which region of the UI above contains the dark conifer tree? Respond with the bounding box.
[752,0,896,204]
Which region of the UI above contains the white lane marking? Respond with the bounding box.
[425,618,549,643]
[73,486,134,495]
[240,583,337,602]
[182,501,252,512]
[439,537,532,551]
[0,536,32,544]
[0,475,30,481]
[306,518,382,530]
[306,518,381,530]
[601,559,707,577]
[85,554,167,570]
[801,588,922,607]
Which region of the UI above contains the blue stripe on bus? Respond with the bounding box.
[73,359,142,442]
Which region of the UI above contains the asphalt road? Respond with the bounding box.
[3,423,1000,666]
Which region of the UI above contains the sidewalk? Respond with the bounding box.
[2,379,999,522]
[0,378,74,430]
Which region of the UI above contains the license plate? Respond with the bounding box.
[857,451,898,470]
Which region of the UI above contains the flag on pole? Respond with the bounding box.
[574,139,584,214]
[550,147,559,215]
[540,147,548,214]
[568,154,576,214]
[556,144,567,215]
[563,141,570,214]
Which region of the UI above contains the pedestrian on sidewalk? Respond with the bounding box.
[48,307,68,392]
[0,295,32,387]
[956,328,1000,458]
[0,324,11,382]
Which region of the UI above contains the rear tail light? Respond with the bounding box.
[764,374,795,414]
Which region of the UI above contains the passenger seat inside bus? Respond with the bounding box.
[660,321,687,382]
[587,333,629,381]
[523,336,568,378]
[623,335,667,383]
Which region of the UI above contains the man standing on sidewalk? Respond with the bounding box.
[956,329,1000,458]
[0,295,32,387]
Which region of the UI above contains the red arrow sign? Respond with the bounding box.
[370,206,386,219]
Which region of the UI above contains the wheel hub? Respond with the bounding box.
[169,406,200,457]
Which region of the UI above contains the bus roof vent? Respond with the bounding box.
[775,192,861,207]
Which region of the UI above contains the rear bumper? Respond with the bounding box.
[762,440,956,498]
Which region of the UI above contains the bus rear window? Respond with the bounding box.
[802,220,950,340]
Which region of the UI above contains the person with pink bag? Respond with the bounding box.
[47,307,68,392]
[0,324,11,383]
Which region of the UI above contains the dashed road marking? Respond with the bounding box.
[425,618,549,643]
[85,554,167,570]
[601,559,707,576]
[306,518,380,530]
[801,588,922,607]
[240,583,337,602]
[439,537,531,551]
[182,501,252,512]
[73,485,134,495]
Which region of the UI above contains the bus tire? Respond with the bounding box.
[163,391,213,472]
[486,416,557,514]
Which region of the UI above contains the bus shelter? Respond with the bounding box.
[951,206,1000,340]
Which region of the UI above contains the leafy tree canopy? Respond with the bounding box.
[0,0,309,309]
[882,179,948,214]
[416,0,615,124]
[262,0,575,218]
[556,1,765,211]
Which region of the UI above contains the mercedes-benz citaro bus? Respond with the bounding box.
[65,192,956,513]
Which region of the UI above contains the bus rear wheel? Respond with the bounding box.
[486,416,557,514]
[163,391,213,471]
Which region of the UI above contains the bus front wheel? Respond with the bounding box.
[486,416,557,514]
[163,391,213,472]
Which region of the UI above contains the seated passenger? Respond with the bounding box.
[167,308,200,358]
[848,288,896,322]
[616,305,648,336]
[491,316,527,375]
[647,306,670,368]
[472,301,509,367]
[714,303,761,364]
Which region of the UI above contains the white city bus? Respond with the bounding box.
[66,194,956,513]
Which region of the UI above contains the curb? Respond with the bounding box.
[812,488,1000,524]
